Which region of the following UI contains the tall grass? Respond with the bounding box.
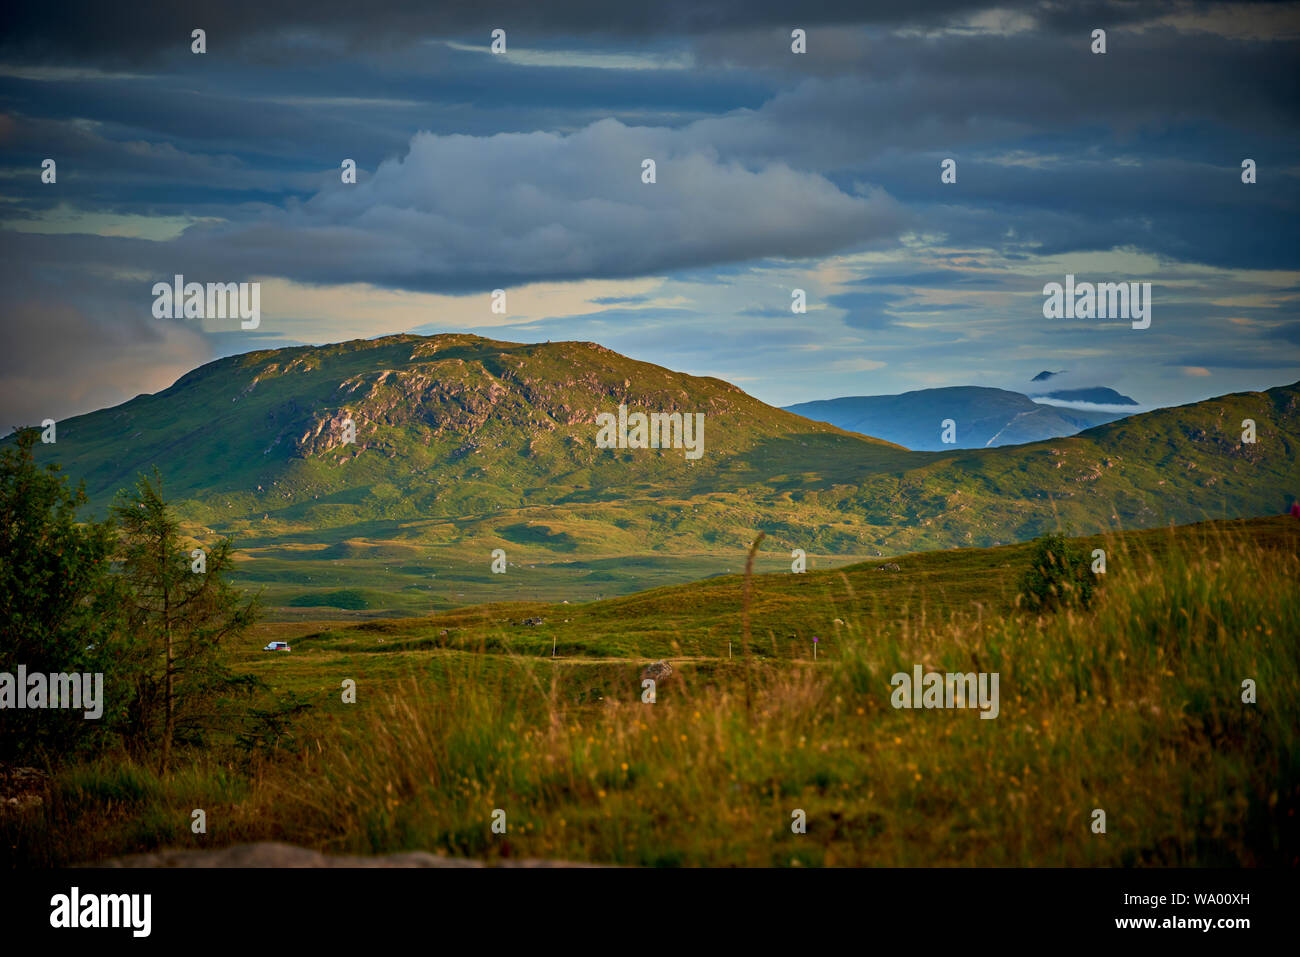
[6,523,1297,866]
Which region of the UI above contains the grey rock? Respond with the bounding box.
[640,660,673,683]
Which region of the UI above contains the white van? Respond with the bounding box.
[263,641,291,652]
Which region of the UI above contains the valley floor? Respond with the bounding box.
[5,516,1298,867]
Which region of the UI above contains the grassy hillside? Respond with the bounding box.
[237,514,1300,671]
[8,516,1296,867]
[14,334,1299,612]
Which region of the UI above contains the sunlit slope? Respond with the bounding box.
[18,333,1298,562]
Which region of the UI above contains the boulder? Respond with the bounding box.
[640,660,673,683]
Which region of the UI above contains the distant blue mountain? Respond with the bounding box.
[1030,387,1139,406]
[784,386,1132,451]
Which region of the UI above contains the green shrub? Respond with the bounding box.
[1017,532,1097,611]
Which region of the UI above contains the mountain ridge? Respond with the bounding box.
[1030,386,1140,407]
[15,333,1298,609]
[784,386,1128,450]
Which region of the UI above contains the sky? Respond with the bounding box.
[1,0,1298,425]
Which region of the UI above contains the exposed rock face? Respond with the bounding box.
[277,335,757,461]
[97,842,603,868]
[875,563,901,571]
[640,660,673,683]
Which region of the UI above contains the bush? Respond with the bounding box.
[0,428,124,763]
[1017,532,1097,612]
[0,437,288,770]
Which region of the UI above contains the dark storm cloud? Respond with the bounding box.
[1,118,911,292]
[1269,321,1300,346]
[706,27,1300,140]
[1,1,1182,64]
[3,1,1295,272]
[1,0,1297,423]
[0,263,212,426]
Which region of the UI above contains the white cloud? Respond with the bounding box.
[178,118,907,289]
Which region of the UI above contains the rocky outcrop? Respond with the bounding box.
[640,660,673,683]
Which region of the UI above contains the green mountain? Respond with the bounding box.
[17,334,1299,613]
[784,386,1127,450]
